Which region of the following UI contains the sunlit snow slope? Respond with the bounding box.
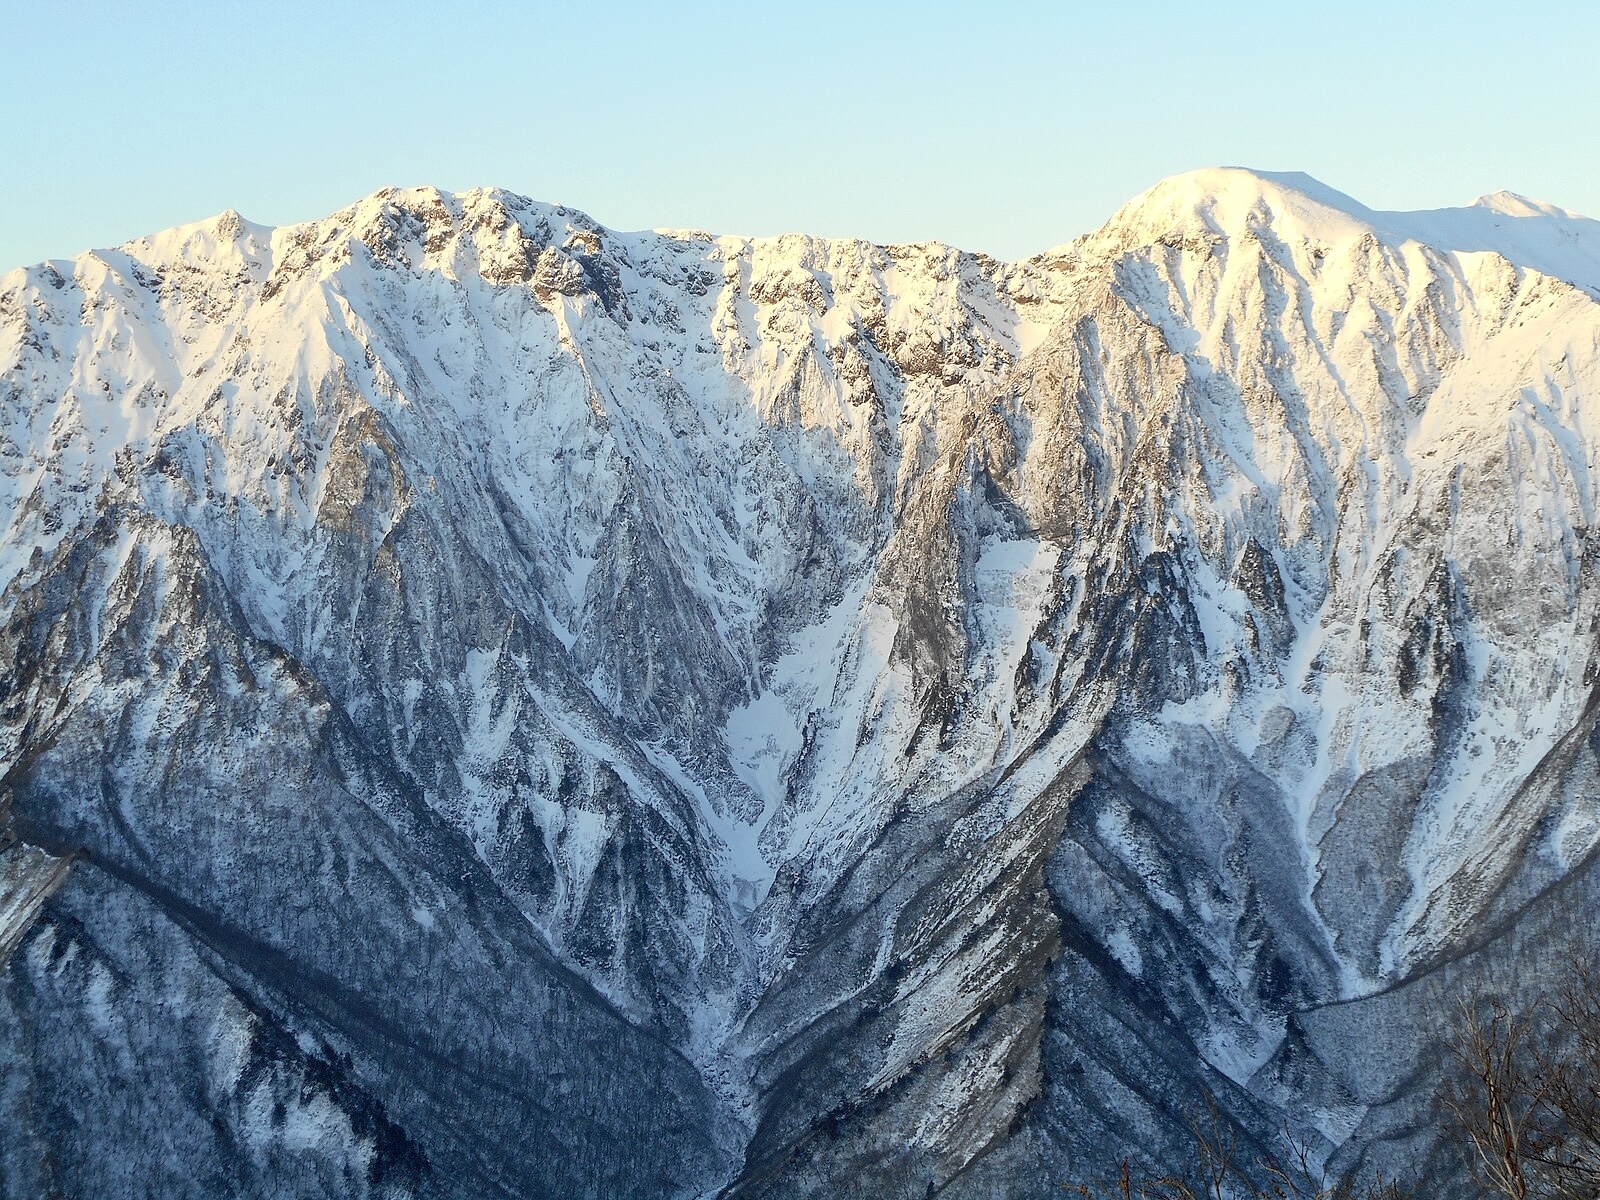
[4,168,1600,1198]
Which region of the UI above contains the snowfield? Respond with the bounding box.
[3,168,1600,1197]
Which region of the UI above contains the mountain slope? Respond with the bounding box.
[3,168,1600,1197]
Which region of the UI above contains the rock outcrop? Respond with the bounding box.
[4,169,1600,1196]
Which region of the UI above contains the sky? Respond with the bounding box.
[2,1,1597,272]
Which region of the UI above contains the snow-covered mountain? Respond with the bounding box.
[4,167,1600,1197]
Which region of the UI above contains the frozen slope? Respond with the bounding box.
[3,169,1600,1196]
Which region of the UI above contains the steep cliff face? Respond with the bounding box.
[3,168,1600,1197]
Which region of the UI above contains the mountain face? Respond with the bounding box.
[3,167,1600,1198]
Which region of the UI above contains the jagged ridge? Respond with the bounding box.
[3,169,1600,1197]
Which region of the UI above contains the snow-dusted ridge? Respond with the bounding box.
[1082,166,1600,294]
[4,168,1600,1197]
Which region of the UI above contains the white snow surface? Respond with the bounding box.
[7,169,1600,1148]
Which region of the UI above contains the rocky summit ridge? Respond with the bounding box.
[4,168,1600,1198]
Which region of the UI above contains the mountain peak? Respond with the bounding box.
[119,205,272,272]
[1091,166,1377,254]
[1083,167,1600,295]
[1471,189,1583,220]
[9,158,1600,1199]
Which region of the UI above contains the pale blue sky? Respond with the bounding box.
[3,1,1596,271]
